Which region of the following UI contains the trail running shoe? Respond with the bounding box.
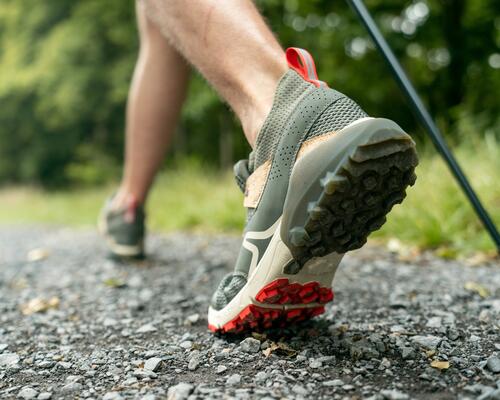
[98,195,145,258]
[207,48,418,334]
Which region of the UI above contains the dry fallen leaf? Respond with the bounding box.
[336,324,349,334]
[431,360,450,370]
[278,342,297,355]
[465,251,499,267]
[27,248,50,262]
[21,297,60,315]
[251,332,267,341]
[387,238,404,253]
[386,238,421,261]
[262,342,279,357]
[435,246,458,260]
[262,341,297,358]
[464,281,490,298]
[103,278,126,288]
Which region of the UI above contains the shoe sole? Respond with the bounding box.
[208,118,418,334]
[281,117,418,271]
[208,232,341,334]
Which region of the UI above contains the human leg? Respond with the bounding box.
[114,0,190,209]
[141,0,287,145]
[141,0,418,331]
[99,1,189,258]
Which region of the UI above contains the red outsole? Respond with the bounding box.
[255,278,334,305]
[208,279,334,334]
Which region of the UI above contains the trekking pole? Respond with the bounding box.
[347,0,500,252]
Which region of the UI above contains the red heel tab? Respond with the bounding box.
[286,47,327,88]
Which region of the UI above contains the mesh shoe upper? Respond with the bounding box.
[211,53,368,311]
[101,197,145,247]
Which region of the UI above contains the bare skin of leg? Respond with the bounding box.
[141,0,288,146]
[113,1,190,210]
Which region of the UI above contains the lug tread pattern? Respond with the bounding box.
[255,278,334,305]
[288,135,418,269]
[208,278,334,334]
[208,304,326,334]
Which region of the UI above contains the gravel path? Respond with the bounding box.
[0,225,499,400]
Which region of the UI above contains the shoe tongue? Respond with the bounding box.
[250,69,313,171]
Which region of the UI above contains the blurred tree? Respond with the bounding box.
[0,0,498,185]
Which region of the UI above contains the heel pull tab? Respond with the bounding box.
[286,47,328,88]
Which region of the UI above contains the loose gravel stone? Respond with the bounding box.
[167,383,193,400]
[309,359,322,369]
[226,374,242,386]
[323,379,344,387]
[216,365,227,374]
[411,335,442,350]
[18,387,38,400]
[184,313,200,325]
[239,337,261,353]
[136,323,157,334]
[292,384,308,395]
[254,371,268,382]
[144,357,162,372]
[0,353,19,367]
[103,392,123,400]
[486,356,500,374]
[37,393,52,400]
[380,389,410,399]
[61,382,83,393]
[400,346,416,360]
[179,341,192,349]
[188,356,200,371]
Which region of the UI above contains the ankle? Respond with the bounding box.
[238,56,288,147]
[240,105,270,148]
[112,187,144,211]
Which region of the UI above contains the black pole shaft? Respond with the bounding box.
[347,0,500,252]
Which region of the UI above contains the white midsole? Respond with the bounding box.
[207,218,343,328]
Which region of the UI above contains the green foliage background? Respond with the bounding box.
[0,0,499,186]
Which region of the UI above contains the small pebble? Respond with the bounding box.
[167,383,193,400]
[103,392,123,400]
[18,387,38,400]
[180,341,192,349]
[136,324,157,334]
[239,337,261,354]
[486,356,500,374]
[226,373,241,386]
[188,356,200,371]
[0,353,19,367]
[309,359,322,369]
[292,384,308,395]
[216,365,227,374]
[411,335,442,350]
[380,389,410,400]
[144,357,162,372]
[323,379,344,387]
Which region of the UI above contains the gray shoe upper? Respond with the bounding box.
[101,197,145,248]
[211,68,367,311]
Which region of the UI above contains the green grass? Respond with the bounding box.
[0,139,498,257]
